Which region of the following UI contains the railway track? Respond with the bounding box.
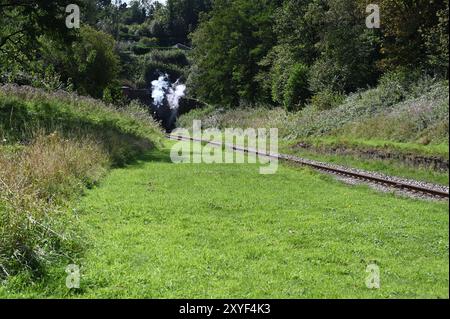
[167,134,449,200]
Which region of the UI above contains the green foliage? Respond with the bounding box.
[283,63,310,111]
[102,82,127,105]
[186,0,447,109]
[2,0,449,109]
[39,26,120,98]
[130,35,160,56]
[267,45,295,106]
[310,89,345,112]
[122,0,147,25]
[264,0,320,106]
[376,68,422,104]
[132,44,153,55]
[189,0,277,107]
[164,0,213,44]
[378,0,448,74]
[70,26,120,98]
[148,49,189,66]
[307,0,380,93]
[139,37,159,47]
[421,2,449,77]
[137,49,189,86]
[0,0,80,61]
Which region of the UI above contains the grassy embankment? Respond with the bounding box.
[0,85,163,283]
[1,142,447,298]
[178,77,449,185]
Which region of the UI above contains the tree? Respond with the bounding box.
[308,0,380,93]
[0,0,81,66]
[41,26,120,98]
[422,1,449,77]
[263,0,318,105]
[378,0,448,75]
[283,63,310,111]
[189,0,277,107]
[123,0,147,25]
[70,26,120,97]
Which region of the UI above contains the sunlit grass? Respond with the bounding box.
[3,143,447,298]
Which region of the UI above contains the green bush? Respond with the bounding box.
[309,57,349,93]
[40,26,120,98]
[135,49,189,86]
[283,63,310,111]
[269,45,295,106]
[310,89,345,111]
[132,44,153,55]
[142,61,187,84]
[377,68,421,104]
[139,37,159,47]
[148,49,189,67]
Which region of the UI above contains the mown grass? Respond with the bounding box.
[2,143,447,298]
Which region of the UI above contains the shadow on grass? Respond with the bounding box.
[124,146,174,168]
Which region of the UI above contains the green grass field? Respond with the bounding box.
[2,142,448,298]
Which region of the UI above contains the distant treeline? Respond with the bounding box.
[0,0,448,111]
[188,0,449,110]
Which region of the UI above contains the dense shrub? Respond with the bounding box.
[148,49,189,67]
[267,46,295,106]
[132,44,153,55]
[133,49,189,88]
[139,37,159,47]
[40,26,120,98]
[283,63,310,111]
[310,89,345,111]
[142,61,186,85]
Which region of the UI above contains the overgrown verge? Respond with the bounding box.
[0,85,163,281]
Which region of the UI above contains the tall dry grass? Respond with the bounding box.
[0,132,109,279]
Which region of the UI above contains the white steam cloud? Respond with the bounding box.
[151,75,169,107]
[151,74,186,109]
